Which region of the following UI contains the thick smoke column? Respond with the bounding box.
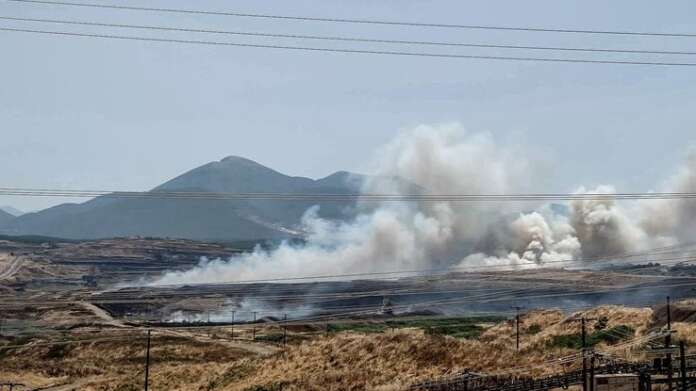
[568,186,659,258]
[461,208,581,267]
[640,148,696,244]
[151,125,695,286]
[153,124,536,285]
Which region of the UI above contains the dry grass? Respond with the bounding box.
[0,332,250,390]
[217,306,656,391]
[5,304,696,391]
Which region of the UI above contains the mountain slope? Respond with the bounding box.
[0,156,378,241]
[0,206,23,216]
[0,209,14,226]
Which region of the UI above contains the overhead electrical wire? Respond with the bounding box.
[2,16,695,57]
[277,279,696,325]
[111,253,696,288]
[83,257,696,303]
[4,263,693,316]
[1,250,689,308]
[3,187,696,201]
[96,240,696,295]
[2,27,696,67]
[0,335,146,349]
[2,243,693,310]
[46,279,696,328]
[3,0,694,365]
[6,275,690,330]
[6,0,696,38]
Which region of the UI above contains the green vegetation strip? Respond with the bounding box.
[547,325,635,349]
[327,316,504,339]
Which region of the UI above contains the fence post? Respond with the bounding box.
[231,310,235,340]
[582,317,587,391]
[252,311,257,340]
[667,296,674,391]
[144,329,151,391]
[680,341,687,391]
[589,354,595,391]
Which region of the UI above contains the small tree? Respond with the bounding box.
[594,316,609,331]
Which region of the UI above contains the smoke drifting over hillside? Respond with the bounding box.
[151,125,695,286]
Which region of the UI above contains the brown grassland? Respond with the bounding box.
[2,304,696,391]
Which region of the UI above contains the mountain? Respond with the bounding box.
[0,156,410,242]
[0,209,14,226]
[0,206,23,216]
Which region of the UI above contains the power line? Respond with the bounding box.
[0,335,145,349]
[3,15,696,56]
[120,257,696,294]
[5,256,694,309]
[116,255,696,289]
[137,279,696,328]
[6,0,696,38]
[3,27,696,67]
[2,187,696,201]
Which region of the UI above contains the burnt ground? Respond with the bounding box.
[1,236,695,335]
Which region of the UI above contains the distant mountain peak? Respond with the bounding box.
[316,171,365,191]
[0,208,15,225]
[322,170,355,179]
[0,157,415,241]
[219,155,263,165]
[0,206,23,217]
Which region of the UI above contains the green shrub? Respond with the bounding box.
[547,325,634,349]
[527,324,542,335]
[244,383,287,391]
[43,343,74,359]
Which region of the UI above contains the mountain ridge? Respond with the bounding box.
[0,209,14,226]
[0,156,396,241]
[0,206,23,216]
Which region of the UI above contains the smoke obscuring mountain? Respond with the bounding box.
[152,124,696,286]
[0,156,412,241]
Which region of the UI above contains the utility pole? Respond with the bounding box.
[582,317,588,391]
[667,296,674,391]
[252,311,257,341]
[231,310,235,340]
[283,313,287,347]
[679,341,687,391]
[511,306,524,352]
[589,354,595,391]
[326,321,329,336]
[566,316,597,391]
[144,329,151,391]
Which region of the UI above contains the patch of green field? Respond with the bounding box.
[327,316,504,339]
[547,325,635,349]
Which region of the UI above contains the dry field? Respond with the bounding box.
[3,304,696,391]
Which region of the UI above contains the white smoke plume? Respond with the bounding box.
[151,125,696,286]
[153,124,535,285]
[461,209,581,268]
[639,148,696,244]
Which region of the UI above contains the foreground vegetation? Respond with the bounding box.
[326,316,503,338]
[2,305,696,390]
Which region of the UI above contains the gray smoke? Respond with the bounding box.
[150,125,695,285]
[640,148,696,244]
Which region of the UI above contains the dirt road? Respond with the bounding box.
[30,378,93,391]
[75,301,129,328]
[158,328,280,356]
[0,254,24,280]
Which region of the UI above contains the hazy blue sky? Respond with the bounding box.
[2,0,696,211]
